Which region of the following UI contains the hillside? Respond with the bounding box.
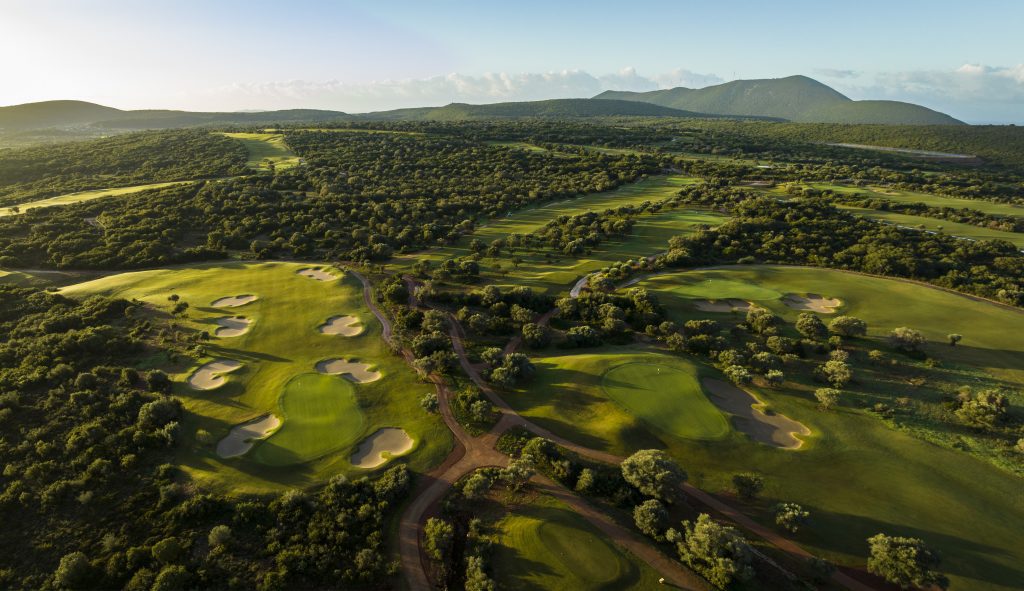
[0,100,124,130]
[0,101,353,131]
[358,98,762,121]
[596,75,963,125]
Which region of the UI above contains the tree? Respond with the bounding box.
[500,455,536,491]
[867,533,947,589]
[814,388,841,410]
[774,503,810,533]
[464,555,496,591]
[672,514,755,589]
[796,312,828,341]
[419,391,438,413]
[152,537,183,564]
[208,525,232,548]
[947,333,962,346]
[821,359,853,387]
[151,565,190,591]
[829,316,867,338]
[575,468,596,494]
[621,449,686,503]
[462,472,493,500]
[382,280,409,304]
[633,499,669,541]
[765,369,785,387]
[889,327,926,352]
[521,322,551,348]
[424,518,454,563]
[724,365,753,386]
[53,551,91,589]
[732,473,764,501]
[955,389,1009,428]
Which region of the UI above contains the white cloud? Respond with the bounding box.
[814,68,860,80]
[192,67,721,113]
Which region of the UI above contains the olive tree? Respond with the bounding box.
[621,449,687,503]
[866,533,947,589]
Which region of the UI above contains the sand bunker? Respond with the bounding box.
[693,299,752,313]
[298,268,337,281]
[783,293,842,314]
[216,414,280,458]
[350,428,414,468]
[188,359,243,390]
[211,294,258,308]
[319,315,363,336]
[315,358,382,383]
[214,316,252,337]
[702,378,809,449]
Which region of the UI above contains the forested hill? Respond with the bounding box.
[0,100,353,131]
[359,99,779,121]
[595,75,964,125]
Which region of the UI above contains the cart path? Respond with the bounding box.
[357,270,874,591]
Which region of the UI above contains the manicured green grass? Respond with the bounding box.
[491,493,665,591]
[250,373,364,466]
[648,276,783,302]
[602,362,730,440]
[804,182,1024,218]
[509,348,726,452]
[61,262,451,492]
[0,180,194,216]
[838,205,1024,247]
[619,265,1024,590]
[221,132,300,170]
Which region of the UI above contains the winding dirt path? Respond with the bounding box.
[349,269,873,591]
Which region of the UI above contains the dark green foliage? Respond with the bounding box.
[0,130,247,206]
[867,534,948,589]
[620,449,686,503]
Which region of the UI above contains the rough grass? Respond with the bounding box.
[250,373,365,466]
[602,362,730,440]
[60,262,451,492]
[491,493,665,591]
[221,132,300,170]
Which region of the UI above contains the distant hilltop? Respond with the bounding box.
[595,75,963,125]
[0,75,963,131]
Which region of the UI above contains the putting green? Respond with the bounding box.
[602,363,729,440]
[60,262,451,492]
[250,373,364,466]
[492,495,664,591]
[647,276,782,302]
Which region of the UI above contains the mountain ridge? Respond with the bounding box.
[595,75,963,125]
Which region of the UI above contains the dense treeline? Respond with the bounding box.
[0,131,249,206]
[0,132,658,269]
[667,187,1024,306]
[0,286,409,589]
[825,192,1024,233]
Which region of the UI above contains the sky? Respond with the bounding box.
[1,0,1022,123]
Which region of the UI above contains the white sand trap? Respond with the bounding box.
[214,316,252,337]
[703,378,810,449]
[211,294,258,308]
[298,268,337,281]
[350,428,414,468]
[315,358,382,383]
[319,315,363,336]
[188,359,243,390]
[693,298,752,313]
[783,293,842,314]
[216,414,280,458]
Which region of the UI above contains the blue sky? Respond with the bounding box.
[2,0,1022,122]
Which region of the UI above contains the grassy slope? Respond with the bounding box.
[803,182,1024,218]
[0,180,194,216]
[629,266,1022,590]
[221,132,301,170]
[60,262,451,492]
[839,206,1024,247]
[392,175,726,294]
[491,492,666,591]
